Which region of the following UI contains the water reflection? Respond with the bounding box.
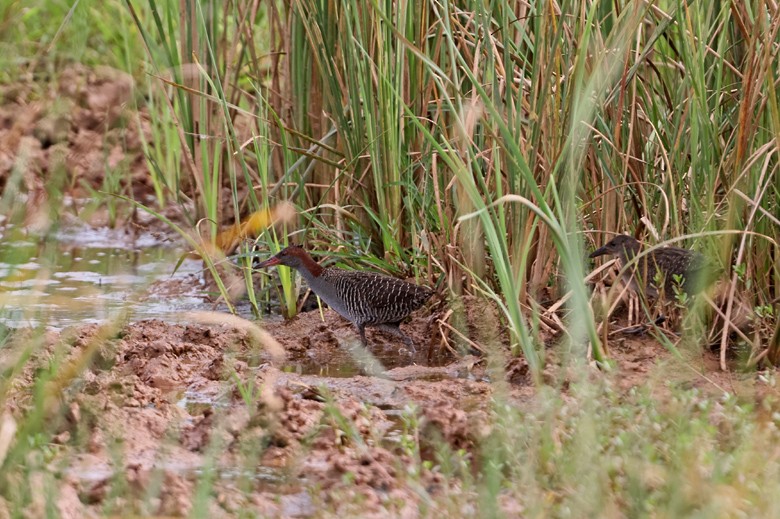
[0,223,207,328]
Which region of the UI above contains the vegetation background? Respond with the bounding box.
[0,0,779,516]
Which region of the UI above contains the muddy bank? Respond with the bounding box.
[0,301,758,517]
[0,64,154,231]
[0,315,493,517]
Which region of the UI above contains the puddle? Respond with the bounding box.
[278,491,315,517]
[175,388,229,419]
[378,406,416,448]
[0,223,209,328]
[64,459,300,489]
[283,358,363,378]
[281,334,455,378]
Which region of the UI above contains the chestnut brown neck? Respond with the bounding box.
[296,249,324,277]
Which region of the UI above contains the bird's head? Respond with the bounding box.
[256,245,309,269]
[589,234,641,259]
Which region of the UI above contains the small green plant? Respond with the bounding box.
[734,262,747,281]
[755,305,774,320]
[398,404,421,463]
[231,370,259,408]
[672,273,689,306]
[653,270,667,299]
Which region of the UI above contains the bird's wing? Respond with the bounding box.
[341,270,432,319]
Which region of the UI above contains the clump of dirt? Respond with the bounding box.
[0,65,153,223]
[588,313,760,401]
[0,63,268,241]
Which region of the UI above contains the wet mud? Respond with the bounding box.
[0,293,756,517]
[0,309,490,517]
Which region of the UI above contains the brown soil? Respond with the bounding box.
[0,295,770,517]
[0,65,155,224]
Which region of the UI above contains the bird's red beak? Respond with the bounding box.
[256,255,282,268]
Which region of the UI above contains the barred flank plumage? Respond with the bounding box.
[590,235,710,299]
[316,269,434,327]
[256,245,434,350]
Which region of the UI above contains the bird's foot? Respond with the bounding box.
[374,324,417,355]
[617,315,668,336]
[399,342,417,356]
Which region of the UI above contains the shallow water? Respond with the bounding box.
[282,340,454,377]
[175,388,230,419]
[0,223,208,328]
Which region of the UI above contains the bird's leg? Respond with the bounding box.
[622,310,668,336]
[375,323,417,354]
[356,323,368,347]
